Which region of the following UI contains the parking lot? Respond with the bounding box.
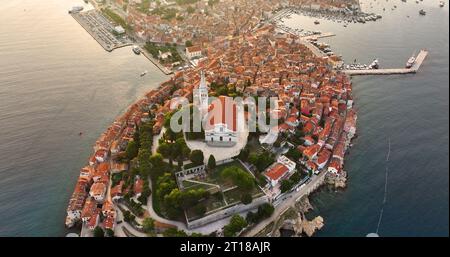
[71,10,131,52]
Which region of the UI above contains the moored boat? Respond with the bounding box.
[132,45,141,55]
[68,6,83,14]
[406,55,416,68]
[369,59,380,69]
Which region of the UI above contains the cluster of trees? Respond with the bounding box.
[223,215,248,237]
[158,134,191,168]
[221,167,255,192]
[285,148,302,162]
[209,82,243,98]
[93,226,114,237]
[123,210,136,224]
[102,8,131,32]
[123,196,145,217]
[280,171,305,193]
[246,203,275,224]
[238,148,274,187]
[144,42,182,63]
[142,217,155,234]
[155,173,209,219]
[289,126,306,147]
[248,151,275,173]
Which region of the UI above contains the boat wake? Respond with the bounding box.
[375,138,391,235]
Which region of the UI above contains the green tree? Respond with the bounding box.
[280,180,294,193]
[123,210,135,223]
[163,227,188,237]
[222,167,255,191]
[142,217,155,233]
[190,150,204,165]
[157,143,172,159]
[126,141,139,160]
[241,193,253,205]
[93,226,104,237]
[257,203,274,218]
[238,148,250,161]
[223,215,247,237]
[185,40,193,47]
[207,155,216,170]
[105,228,114,237]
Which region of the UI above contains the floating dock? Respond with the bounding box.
[343,50,428,76]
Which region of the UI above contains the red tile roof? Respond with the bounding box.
[265,163,289,181]
[206,96,237,132]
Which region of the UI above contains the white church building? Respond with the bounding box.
[194,71,238,147]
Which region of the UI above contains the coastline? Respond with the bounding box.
[65,2,361,237]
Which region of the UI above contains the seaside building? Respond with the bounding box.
[264,155,297,187]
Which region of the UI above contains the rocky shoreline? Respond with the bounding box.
[271,196,325,237]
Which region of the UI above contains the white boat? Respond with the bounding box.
[132,45,141,55]
[406,55,416,68]
[440,1,445,7]
[369,59,379,69]
[68,6,83,14]
[140,70,148,77]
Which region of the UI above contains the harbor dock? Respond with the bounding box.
[343,50,429,76]
[71,10,132,52]
[300,32,336,40]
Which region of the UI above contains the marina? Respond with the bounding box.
[342,50,428,76]
[71,9,132,52]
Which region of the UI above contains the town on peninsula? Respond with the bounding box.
[65,0,429,238]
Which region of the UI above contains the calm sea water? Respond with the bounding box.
[0,0,447,236]
[283,0,449,236]
[0,0,168,236]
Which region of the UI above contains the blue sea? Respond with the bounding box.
[0,0,447,236]
[0,0,168,236]
[283,0,449,236]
